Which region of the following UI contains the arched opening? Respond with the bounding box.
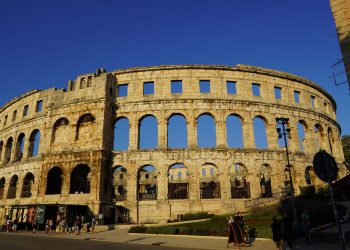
[259,164,272,198]
[113,117,129,151]
[46,167,63,195]
[28,129,40,157]
[230,163,250,198]
[297,121,307,152]
[314,124,324,151]
[0,177,5,199]
[197,113,216,148]
[253,116,268,149]
[15,133,25,161]
[168,163,189,199]
[4,137,13,163]
[226,114,243,148]
[199,164,221,199]
[137,165,157,200]
[70,165,91,194]
[113,166,127,201]
[138,115,158,149]
[7,175,18,199]
[327,127,334,154]
[167,114,188,148]
[52,118,70,144]
[76,113,95,141]
[0,141,3,161]
[21,172,34,198]
[305,166,315,185]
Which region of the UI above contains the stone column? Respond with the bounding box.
[266,121,279,150]
[156,167,167,200]
[61,172,70,197]
[16,175,23,200]
[216,112,227,148]
[128,114,138,150]
[158,118,167,149]
[188,117,197,149]
[242,117,255,149]
[188,162,199,200]
[287,118,299,153]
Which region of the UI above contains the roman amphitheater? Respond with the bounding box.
[0,64,346,226]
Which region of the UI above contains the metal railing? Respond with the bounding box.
[244,188,293,209]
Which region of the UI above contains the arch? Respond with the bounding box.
[46,167,63,195]
[253,116,268,149]
[70,164,91,194]
[113,166,128,201]
[168,163,189,199]
[0,140,3,161]
[28,129,40,157]
[229,163,250,198]
[305,166,315,185]
[226,114,243,148]
[0,177,5,199]
[4,137,13,163]
[114,117,129,151]
[297,120,307,152]
[15,133,25,161]
[138,115,158,150]
[327,127,334,153]
[52,117,70,144]
[197,113,216,148]
[137,165,157,200]
[7,175,18,199]
[21,172,34,198]
[76,113,96,141]
[314,124,324,151]
[167,114,188,148]
[200,163,221,199]
[259,164,272,198]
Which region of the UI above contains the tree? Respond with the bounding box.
[342,135,350,170]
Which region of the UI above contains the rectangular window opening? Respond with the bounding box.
[143,81,154,95]
[227,81,237,94]
[294,91,300,103]
[274,86,282,100]
[199,80,210,93]
[4,115,8,126]
[171,80,182,94]
[252,83,261,96]
[311,95,315,108]
[36,100,43,112]
[12,110,17,122]
[23,105,29,117]
[118,84,128,97]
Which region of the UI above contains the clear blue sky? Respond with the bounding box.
[1,0,349,136]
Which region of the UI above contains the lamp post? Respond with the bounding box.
[276,117,298,223]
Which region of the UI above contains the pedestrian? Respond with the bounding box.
[271,217,282,250]
[91,216,96,233]
[49,218,53,234]
[281,212,293,250]
[75,216,81,235]
[32,217,37,233]
[6,217,11,232]
[301,208,311,244]
[12,218,18,233]
[234,212,248,243]
[227,215,234,224]
[45,219,50,234]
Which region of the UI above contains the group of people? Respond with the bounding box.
[271,208,311,250]
[45,216,88,235]
[227,211,249,246]
[1,217,19,232]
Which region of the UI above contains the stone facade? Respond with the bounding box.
[0,65,346,224]
[330,0,350,87]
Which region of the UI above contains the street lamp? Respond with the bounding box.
[276,117,298,223]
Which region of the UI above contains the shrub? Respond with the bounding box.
[182,212,214,221]
[129,226,148,233]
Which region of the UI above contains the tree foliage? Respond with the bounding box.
[342,135,350,169]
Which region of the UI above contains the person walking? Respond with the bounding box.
[75,216,81,235]
[32,217,37,233]
[301,208,311,244]
[91,216,96,233]
[12,218,18,233]
[271,217,282,250]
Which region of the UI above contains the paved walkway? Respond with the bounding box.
[3,227,350,250]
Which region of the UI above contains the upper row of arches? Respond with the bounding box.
[113,113,336,154]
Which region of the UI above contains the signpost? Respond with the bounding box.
[313,150,346,250]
